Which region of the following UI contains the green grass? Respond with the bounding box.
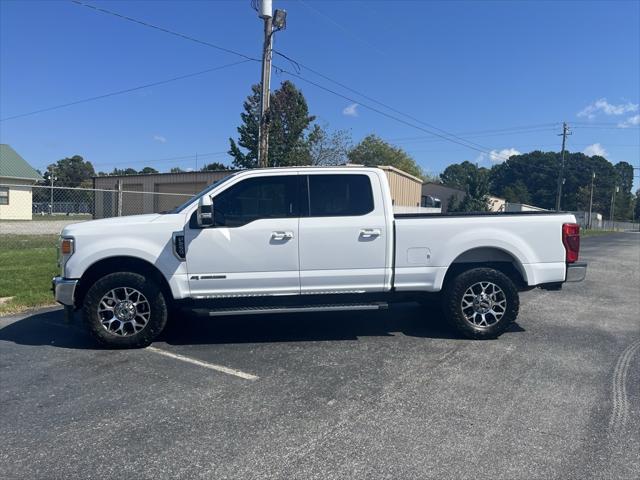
[581,229,620,237]
[0,214,92,222]
[0,235,59,314]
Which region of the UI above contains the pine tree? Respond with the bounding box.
[228,81,315,168]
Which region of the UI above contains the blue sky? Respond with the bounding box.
[1,0,638,186]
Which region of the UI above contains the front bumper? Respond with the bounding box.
[566,262,587,282]
[52,276,78,306]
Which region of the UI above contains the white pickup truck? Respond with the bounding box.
[53,166,586,348]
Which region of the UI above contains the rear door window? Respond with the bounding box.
[306,174,374,217]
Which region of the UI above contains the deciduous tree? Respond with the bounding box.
[201,162,231,171]
[307,125,352,166]
[347,134,424,178]
[45,155,95,188]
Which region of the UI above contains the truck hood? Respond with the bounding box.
[60,213,174,236]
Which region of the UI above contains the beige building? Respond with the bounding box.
[377,165,423,207]
[92,170,232,218]
[0,144,43,220]
[92,166,424,218]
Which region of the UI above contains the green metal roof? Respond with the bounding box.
[0,144,42,181]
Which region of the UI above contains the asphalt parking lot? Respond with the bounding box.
[1,233,638,480]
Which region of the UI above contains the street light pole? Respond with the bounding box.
[46,167,57,215]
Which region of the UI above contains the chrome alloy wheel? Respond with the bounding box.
[97,287,150,336]
[461,281,507,328]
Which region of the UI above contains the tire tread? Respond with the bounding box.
[442,267,519,340]
[83,272,167,348]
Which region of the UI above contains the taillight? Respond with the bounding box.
[562,223,580,263]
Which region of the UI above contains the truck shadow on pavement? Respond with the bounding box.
[0,303,525,350]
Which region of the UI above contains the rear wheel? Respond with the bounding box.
[442,267,519,339]
[83,272,168,348]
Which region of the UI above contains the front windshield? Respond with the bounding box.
[171,173,238,213]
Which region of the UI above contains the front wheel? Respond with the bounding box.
[442,267,519,340]
[83,272,168,348]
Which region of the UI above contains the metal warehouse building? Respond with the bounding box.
[92,165,423,218]
[92,170,232,218]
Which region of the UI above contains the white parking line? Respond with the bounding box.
[146,346,259,381]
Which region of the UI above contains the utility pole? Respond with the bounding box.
[555,122,571,211]
[258,1,274,168]
[257,1,286,168]
[610,185,619,222]
[588,171,595,229]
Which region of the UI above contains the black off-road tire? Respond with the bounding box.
[83,272,168,348]
[442,267,519,340]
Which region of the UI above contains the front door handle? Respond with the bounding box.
[271,231,294,241]
[359,228,382,237]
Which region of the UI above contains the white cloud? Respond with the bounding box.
[583,143,608,157]
[577,98,638,119]
[618,114,640,128]
[342,103,359,117]
[153,135,167,143]
[488,148,521,163]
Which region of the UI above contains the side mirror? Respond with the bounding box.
[197,195,214,227]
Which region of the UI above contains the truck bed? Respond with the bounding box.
[392,211,577,291]
[394,211,568,219]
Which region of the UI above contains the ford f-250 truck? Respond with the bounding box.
[52,166,587,348]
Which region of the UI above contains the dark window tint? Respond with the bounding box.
[308,174,374,217]
[213,175,297,227]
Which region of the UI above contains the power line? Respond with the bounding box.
[272,51,509,156]
[0,60,251,121]
[66,3,590,164]
[71,0,259,62]
[387,123,560,142]
[70,0,522,162]
[294,0,387,57]
[403,143,639,154]
[573,121,639,126]
[272,63,516,161]
[386,127,560,145]
[572,125,640,130]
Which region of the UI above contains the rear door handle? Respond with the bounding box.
[359,228,381,237]
[271,231,294,240]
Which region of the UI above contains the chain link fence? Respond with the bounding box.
[0,184,194,249]
[596,219,640,231]
[571,210,640,232]
[2,184,637,254]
